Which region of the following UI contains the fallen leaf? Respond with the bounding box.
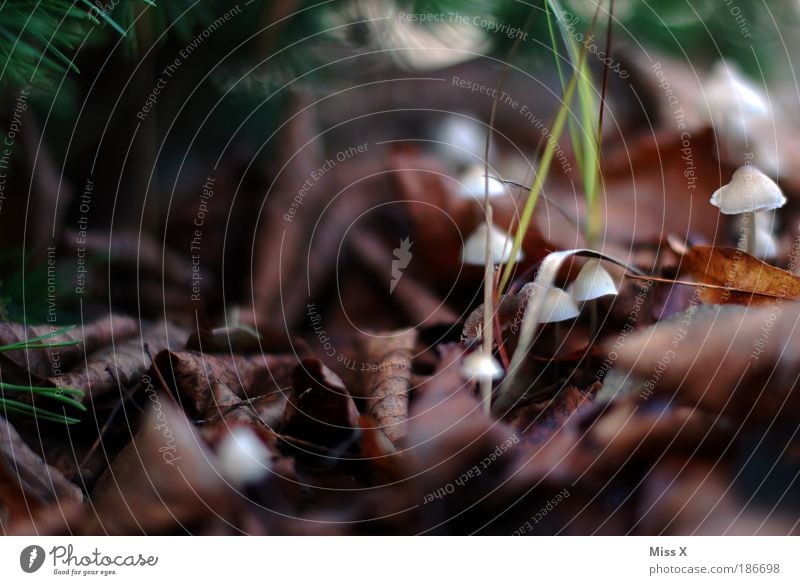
[50,325,188,402]
[82,399,233,535]
[186,324,262,353]
[599,128,731,245]
[509,385,595,445]
[154,350,296,418]
[282,358,359,456]
[611,303,800,424]
[357,328,416,445]
[637,457,798,535]
[349,229,459,328]
[0,315,139,382]
[0,416,82,523]
[680,245,800,304]
[358,414,409,483]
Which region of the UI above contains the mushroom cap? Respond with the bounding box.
[437,115,485,167]
[539,287,580,323]
[456,165,511,200]
[703,62,779,174]
[216,427,271,486]
[707,61,770,120]
[461,351,504,381]
[710,165,786,214]
[461,223,524,265]
[571,259,618,302]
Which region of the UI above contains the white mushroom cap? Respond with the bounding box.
[704,62,771,147]
[538,287,580,323]
[706,61,770,121]
[703,62,779,174]
[462,223,524,265]
[710,165,786,214]
[436,115,486,167]
[348,1,488,71]
[461,351,503,381]
[456,165,511,200]
[571,259,618,302]
[216,427,271,486]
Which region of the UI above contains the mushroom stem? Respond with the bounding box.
[480,206,495,415]
[589,302,598,344]
[554,322,566,382]
[745,210,756,255]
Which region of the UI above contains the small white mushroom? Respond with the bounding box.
[461,351,504,382]
[345,1,488,72]
[539,287,580,323]
[571,259,618,302]
[462,223,524,265]
[216,427,271,487]
[436,114,486,168]
[535,287,579,363]
[710,165,786,255]
[571,259,618,344]
[456,165,511,201]
[703,62,777,173]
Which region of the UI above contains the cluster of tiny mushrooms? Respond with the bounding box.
[445,62,789,399]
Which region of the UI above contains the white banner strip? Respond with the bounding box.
[1,537,798,584]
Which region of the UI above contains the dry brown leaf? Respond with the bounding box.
[462,286,527,344]
[349,229,459,327]
[82,399,233,535]
[282,358,359,454]
[358,414,409,483]
[5,499,84,536]
[0,315,139,382]
[637,457,798,535]
[185,325,262,353]
[509,385,595,445]
[680,245,800,304]
[0,416,82,524]
[583,396,729,470]
[357,328,416,445]
[64,230,195,288]
[389,150,562,290]
[154,350,296,418]
[409,344,517,485]
[611,303,800,424]
[599,128,730,245]
[50,325,188,401]
[248,91,324,334]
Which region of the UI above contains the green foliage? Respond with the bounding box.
[0,250,80,325]
[0,325,85,425]
[0,0,213,89]
[0,1,96,88]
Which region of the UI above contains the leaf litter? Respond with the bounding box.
[3,41,800,537]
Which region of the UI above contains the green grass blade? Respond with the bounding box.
[79,0,127,37]
[35,33,79,73]
[37,385,85,398]
[0,381,84,395]
[497,69,581,294]
[544,0,603,247]
[544,0,584,171]
[0,398,81,424]
[0,324,79,351]
[33,392,87,412]
[13,340,82,350]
